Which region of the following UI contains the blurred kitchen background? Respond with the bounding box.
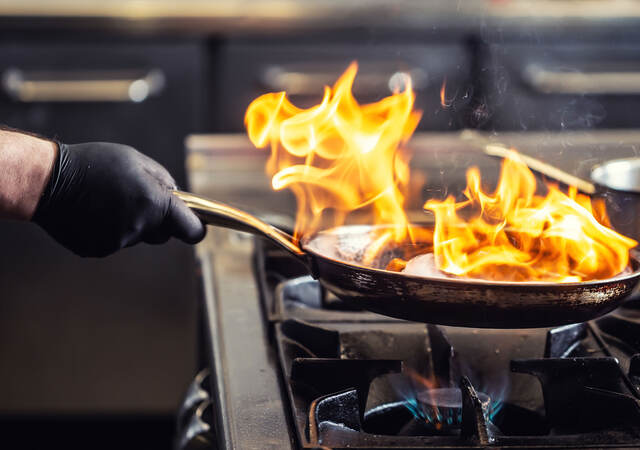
[1,0,640,448]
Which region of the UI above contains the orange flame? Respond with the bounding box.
[245,62,422,246]
[423,151,637,282]
[245,62,636,283]
[440,77,448,108]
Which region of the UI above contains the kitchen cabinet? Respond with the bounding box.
[483,44,640,131]
[210,41,472,133]
[0,38,205,413]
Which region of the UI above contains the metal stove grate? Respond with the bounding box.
[253,239,640,449]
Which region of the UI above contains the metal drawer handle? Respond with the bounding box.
[2,68,165,102]
[524,64,640,95]
[261,65,427,95]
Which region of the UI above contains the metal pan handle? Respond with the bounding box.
[483,144,597,194]
[172,190,305,258]
[461,131,597,195]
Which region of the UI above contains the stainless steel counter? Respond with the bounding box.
[185,130,640,207]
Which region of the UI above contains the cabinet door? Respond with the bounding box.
[211,42,471,132]
[0,39,204,413]
[484,44,640,130]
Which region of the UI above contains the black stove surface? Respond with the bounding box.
[253,238,640,449]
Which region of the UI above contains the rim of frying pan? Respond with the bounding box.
[300,224,640,288]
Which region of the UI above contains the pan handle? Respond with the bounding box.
[483,143,597,195]
[172,190,306,258]
[460,130,598,195]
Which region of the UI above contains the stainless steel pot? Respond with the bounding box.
[591,158,640,241]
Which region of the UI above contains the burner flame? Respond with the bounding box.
[389,371,498,432]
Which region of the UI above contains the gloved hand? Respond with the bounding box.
[32,141,206,257]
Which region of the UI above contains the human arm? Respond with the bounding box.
[0,129,57,220]
[0,128,205,256]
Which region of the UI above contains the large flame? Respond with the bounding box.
[245,62,422,249]
[245,62,636,283]
[424,151,637,282]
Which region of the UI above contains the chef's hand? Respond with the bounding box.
[33,141,206,257]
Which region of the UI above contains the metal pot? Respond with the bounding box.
[591,158,640,242]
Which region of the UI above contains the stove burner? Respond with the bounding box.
[363,374,493,436]
[412,387,491,423]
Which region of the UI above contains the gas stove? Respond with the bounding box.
[255,238,640,448]
[178,131,640,449]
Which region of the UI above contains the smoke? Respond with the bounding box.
[553,97,607,130]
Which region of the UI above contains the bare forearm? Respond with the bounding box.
[0,129,57,220]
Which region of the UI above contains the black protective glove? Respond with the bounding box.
[33,142,206,257]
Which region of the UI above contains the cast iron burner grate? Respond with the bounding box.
[253,239,640,448]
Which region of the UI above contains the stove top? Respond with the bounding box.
[185,131,640,449]
[255,239,640,448]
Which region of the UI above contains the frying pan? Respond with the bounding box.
[173,190,640,328]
